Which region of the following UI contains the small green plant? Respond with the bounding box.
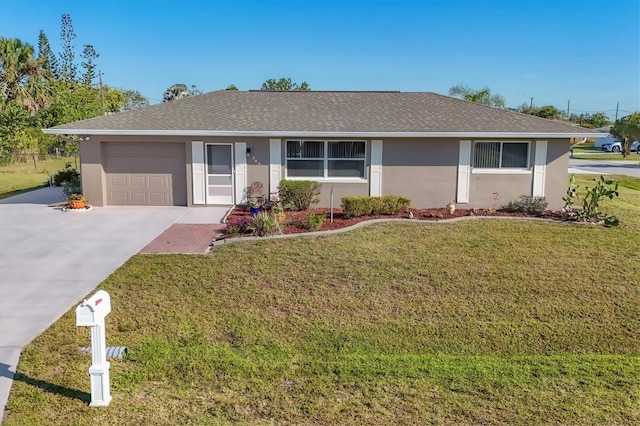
[278,180,321,211]
[306,213,325,231]
[563,174,620,226]
[503,195,548,215]
[251,212,280,236]
[563,175,578,213]
[68,193,86,202]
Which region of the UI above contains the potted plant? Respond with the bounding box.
[446,201,456,215]
[68,193,87,209]
[247,198,260,215]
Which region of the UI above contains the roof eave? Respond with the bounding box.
[41,129,606,138]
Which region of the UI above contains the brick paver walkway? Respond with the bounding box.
[139,224,225,254]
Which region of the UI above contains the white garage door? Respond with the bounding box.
[104,142,187,206]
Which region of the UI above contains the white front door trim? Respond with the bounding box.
[234,142,247,204]
[205,143,234,205]
[191,141,205,205]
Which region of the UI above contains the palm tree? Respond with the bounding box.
[0,37,52,114]
[448,84,506,109]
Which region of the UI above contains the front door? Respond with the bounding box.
[205,144,234,204]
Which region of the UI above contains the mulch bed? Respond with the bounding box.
[224,207,574,236]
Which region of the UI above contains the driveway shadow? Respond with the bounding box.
[0,187,66,205]
[0,362,89,403]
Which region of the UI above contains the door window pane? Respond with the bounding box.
[207,145,232,174]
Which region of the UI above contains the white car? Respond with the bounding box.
[601,140,640,153]
[601,140,622,152]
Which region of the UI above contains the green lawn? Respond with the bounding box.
[572,153,640,161]
[4,175,640,425]
[0,157,76,199]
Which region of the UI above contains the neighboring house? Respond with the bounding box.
[43,91,604,210]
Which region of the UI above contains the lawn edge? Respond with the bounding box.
[209,215,584,251]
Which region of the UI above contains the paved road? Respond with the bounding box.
[568,158,640,177]
[0,187,226,420]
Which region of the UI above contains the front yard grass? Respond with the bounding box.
[4,175,640,425]
[0,157,76,199]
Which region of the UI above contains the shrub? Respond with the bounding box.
[62,174,81,198]
[251,212,280,236]
[503,195,548,215]
[341,196,411,218]
[53,162,79,186]
[563,174,620,226]
[278,180,321,211]
[306,213,325,231]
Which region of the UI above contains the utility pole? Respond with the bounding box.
[98,70,105,115]
[566,99,570,119]
[529,97,534,110]
[615,102,619,122]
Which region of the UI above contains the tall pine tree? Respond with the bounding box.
[81,44,99,85]
[37,30,59,79]
[59,14,77,81]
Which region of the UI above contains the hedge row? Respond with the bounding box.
[341,195,411,218]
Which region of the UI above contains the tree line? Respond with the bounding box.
[0,14,149,162]
[448,84,639,155]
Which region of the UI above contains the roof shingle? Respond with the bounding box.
[46,91,597,135]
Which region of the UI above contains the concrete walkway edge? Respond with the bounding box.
[210,215,584,250]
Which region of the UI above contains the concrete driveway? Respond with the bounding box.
[0,187,226,419]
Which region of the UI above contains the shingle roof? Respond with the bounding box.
[45,91,599,136]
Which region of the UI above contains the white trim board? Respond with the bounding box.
[269,139,281,197]
[42,129,607,139]
[456,140,471,203]
[370,140,383,196]
[191,141,205,205]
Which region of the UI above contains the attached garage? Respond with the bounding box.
[103,142,187,206]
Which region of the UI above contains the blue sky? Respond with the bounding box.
[1,0,638,116]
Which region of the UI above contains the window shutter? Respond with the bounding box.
[532,140,547,197]
[457,140,471,203]
[269,139,281,196]
[191,141,205,205]
[234,142,247,204]
[370,140,383,196]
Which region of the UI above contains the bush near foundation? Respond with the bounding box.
[278,180,321,211]
[503,195,548,215]
[342,195,411,218]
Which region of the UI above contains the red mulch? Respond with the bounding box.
[224,207,573,236]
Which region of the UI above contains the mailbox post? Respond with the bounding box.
[75,290,112,407]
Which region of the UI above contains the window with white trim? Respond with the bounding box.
[286,140,366,178]
[473,141,529,169]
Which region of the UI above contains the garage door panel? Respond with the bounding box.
[104,142,186,206]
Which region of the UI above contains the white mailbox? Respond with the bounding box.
[76,290,113,407]
[76,290,111,326]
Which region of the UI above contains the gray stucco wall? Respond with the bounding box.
[381,138,459,208]
[545,139,570,210]
[78,135,570,210]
